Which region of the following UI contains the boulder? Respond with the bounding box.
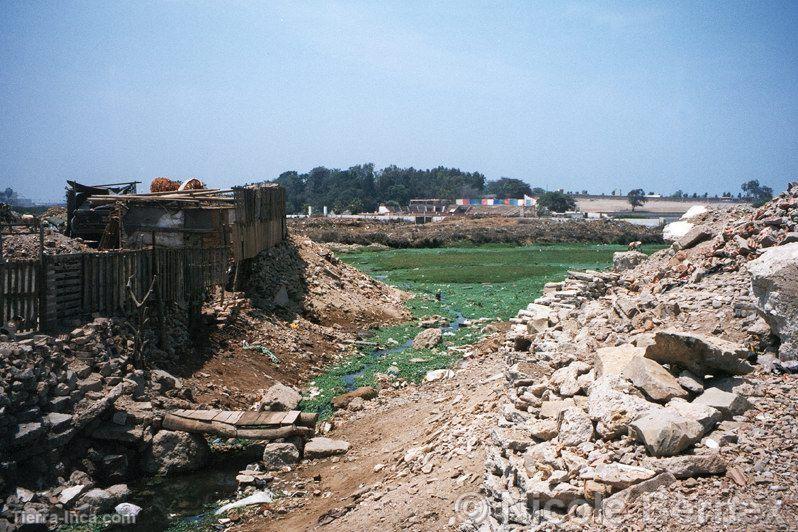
[522,303,553,333]
[259,383,301,411]
[692,387,751,419]
[304,437,349,459]
[557,407,594,446]
[677,370,704,394]
[748,243,798,360]
[412,328,442,349]
[663,221,693,242]
[594,345,644,379]
[594,463,657,489]
[647,453,726,479]
[613,251,648,272]
[331,386,377,410]
[262,442,300,471]
[59,484,88,506]
[115,502,142,518]
[644,331,753,376]
[629,410,706,457]
[623,357,688,402]
[587,376,658,439]
[144,430,210,475]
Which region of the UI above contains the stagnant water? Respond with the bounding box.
[117,450,258,530]
[341,305,466,390]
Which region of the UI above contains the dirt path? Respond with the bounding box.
[234,340,505,531]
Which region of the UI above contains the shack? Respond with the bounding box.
[70,181,286,258]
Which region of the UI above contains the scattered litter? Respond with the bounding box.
[242,341,280,363]
[214,489,275,515]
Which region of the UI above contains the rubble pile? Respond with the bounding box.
[0,319,206,527]
[1,226,91,259]
[481,184,798,529]
[657,183,798,281]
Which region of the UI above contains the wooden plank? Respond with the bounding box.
[189,410,221,421]
[226,411,244,425]
[236,411,267,426]
[280,411,300,426]
[211,411,235,423]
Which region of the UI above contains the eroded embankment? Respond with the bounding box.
[291,216,663,249]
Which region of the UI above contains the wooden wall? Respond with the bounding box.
[230,185,287,261]
[1,247,228,332]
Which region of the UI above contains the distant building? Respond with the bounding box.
[408,199,449,213]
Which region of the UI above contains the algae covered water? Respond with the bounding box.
[301,243,662,417]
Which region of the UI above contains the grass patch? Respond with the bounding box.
[301,243,664,417]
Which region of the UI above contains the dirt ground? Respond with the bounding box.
[232,331,507,531]
[175,236,410,410]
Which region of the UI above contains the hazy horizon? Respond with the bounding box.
[2,1,796,203]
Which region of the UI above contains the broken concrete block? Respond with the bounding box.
[647,453,727,479]
[673,225,713,250]
[629,410,706,457]
[594,462,657,489]
[692,387,751,419]
[587,376,658,439]
[594,345,644,379]
[539,398,576,419]
[304,437,349,459]
[623,357,688,403]
[644,331,753,376]
[602,473,677,517]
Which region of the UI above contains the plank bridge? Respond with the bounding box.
[163,409,317,440]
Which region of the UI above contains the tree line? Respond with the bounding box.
[269,163,778,214]
[271,164,534,214]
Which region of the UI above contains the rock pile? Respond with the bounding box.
[0,319,208,527]
[481,185,798,529]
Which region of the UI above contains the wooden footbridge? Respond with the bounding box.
[163,409,317,440]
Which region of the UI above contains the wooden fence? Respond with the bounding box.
[1,247,228,332]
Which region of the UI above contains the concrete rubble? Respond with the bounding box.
[480,182,798,529]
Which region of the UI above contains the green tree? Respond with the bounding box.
[485,178,533,198]
[627,189,647,211]
[537,191,576,213]
[741,180,773,207]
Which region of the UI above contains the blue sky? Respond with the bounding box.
[1,1,796,202]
